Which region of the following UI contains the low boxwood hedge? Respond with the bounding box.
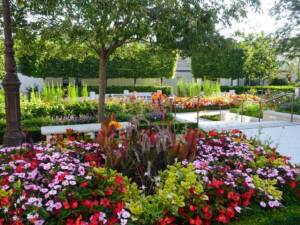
[221,86,295,94]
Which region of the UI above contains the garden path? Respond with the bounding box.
[174,111,300,164]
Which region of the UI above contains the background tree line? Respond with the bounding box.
[191,34,279,85]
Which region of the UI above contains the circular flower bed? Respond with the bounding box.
[0,130,299,225]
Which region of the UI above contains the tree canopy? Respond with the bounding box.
[272,0,300,57]
[191,37,244,79]
[241,34,279,81]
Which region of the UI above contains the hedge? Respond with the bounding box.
[221,86,295,94]
[17,43,178,79]
[88,85,173,95]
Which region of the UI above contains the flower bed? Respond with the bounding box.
[0,128,299,225]
[172,94,260,112]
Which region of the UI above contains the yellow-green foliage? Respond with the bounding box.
[0,188,12,198]
[271,158,285,167]
[252,175,282,200]
[125,163,206,224]
[158,163,204,210]
[250,156,268,168]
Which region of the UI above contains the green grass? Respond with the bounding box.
[231,205,300,225]
[200,114,221,121]
[230,103,262,118]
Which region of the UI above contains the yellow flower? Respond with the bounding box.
[109,120,122,129]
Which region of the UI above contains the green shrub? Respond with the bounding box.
[231,102,262,118]
[82,83,89,99]
[177,80,203,97]
[221,85,295,94]
[270,78,289,86]
[176,80,185,97]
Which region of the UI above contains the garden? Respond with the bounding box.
[1,0,300,224]
[0,80,300,225]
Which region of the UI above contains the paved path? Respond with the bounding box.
[263,110,300,122]
[241,125,300,165]
[174,111,300,164]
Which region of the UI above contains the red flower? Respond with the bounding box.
[114,201,125,214]
[107,217,118,225]
[71,200,78,209]
[100,198,111,208]
[179,208,187,217]
[158,216,176,225]
[208,130,218,137]
[289,181,297,189]
[216,188,224,196]
[225,207,235,219]
[0,176,9,186]
[0,197,10,207]
[216,213,229,224]
[241,199,250,207]
[81,199,95,208]
[66,218,75,225]
[202,206,213,220]
[189,204,198,212]
[209,179,224,189]
[106,185,114,196]
[75,214,83,225]
[30,159,38,170]
[0,218,4,225]
[16,164,24,173]
[115,175,124,186]
[80,181,89,188]
[15,220,24,225]
[189,216,203,225]
[231,129,241,134]
[63,200,70,209]
[56,171,67,182]
[85,153,96,161]
[189,187,196,194]
[227,192,240,202]
[119,185,126,193]
[202,205,210,214]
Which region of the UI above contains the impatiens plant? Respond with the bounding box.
[0,143,132,225]
[0,127,299,225]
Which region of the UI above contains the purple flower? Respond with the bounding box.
[260,201,266,208]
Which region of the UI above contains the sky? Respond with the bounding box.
[219,0,281,37]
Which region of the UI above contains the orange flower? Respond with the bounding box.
[109,120,122,129]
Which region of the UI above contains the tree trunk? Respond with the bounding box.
[134,78,137,87]
[98,52,108,122]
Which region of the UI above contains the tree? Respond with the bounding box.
[272,0,300,57]
[191,37,245,82]
[241,34,279,84]
[272,0,300,81]
[9,0,260,121]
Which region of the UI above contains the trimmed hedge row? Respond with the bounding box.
[221,86,296,94]
[88,85,173,95]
